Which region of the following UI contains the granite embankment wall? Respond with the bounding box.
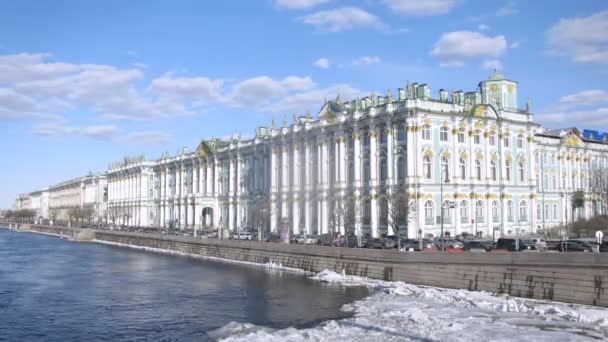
[9,224,608,307]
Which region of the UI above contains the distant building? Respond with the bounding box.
[47,174,108,223]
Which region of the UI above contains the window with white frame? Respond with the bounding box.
[459,158,466,179]
[379,159,388,182]
[460,200,468,222]
[506,160,512,182]
[398,127,406,141]
[507,200,513,222]
[442,200,452,222]
[474,131,481,144]
[425,200,434,225]
[492,201,499,222]
[490,160,497,181]
[489,133,496,146]
[476,200,484,222]
[398,156,406,181]
[520,200,527,221]
[553,204,558,220]
[519,161,525,182]
[537,204,541,221]
[441,157,449,181]
[423,156,432,179]
[422,125,431,140]
[458,128,465,143]
[440,127,449,142]
[504,134,510,147]
[517,134,524,149]
[475,160,482,180]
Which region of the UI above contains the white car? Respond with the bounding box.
[231,232,253,240]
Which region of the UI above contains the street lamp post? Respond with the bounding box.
[440,169,450,252]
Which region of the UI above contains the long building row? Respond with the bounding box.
[11,72,608,239]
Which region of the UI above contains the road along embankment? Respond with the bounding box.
[8,224,608,307]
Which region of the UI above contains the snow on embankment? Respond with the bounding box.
[214,270,608,342]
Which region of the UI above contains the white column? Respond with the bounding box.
[193,163,199,195]
[304,142,312,235]
[292,142,300,234]
[354,130,361,187]
[371,192,378,237]
[387,125,394,185]
[370,126,378,186]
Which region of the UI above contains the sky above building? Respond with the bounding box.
[1,0,607,208]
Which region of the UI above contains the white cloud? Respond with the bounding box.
[266,83,362,114]
[383,0,459,16]
[496,1,518,16]
[478,24,490,31]
[553,89,608,110]
[32,123,120,141]
[313,57,330,69]
[149,75,224,103]
[482,59,503,71]
[510,41,520,48]
[547,11,608,64]
[119,131,172,145]
[431,31,507,67]
[229,76,315,106]
[274,0,331,10]
[538,108,608,129]
[298,7,383,32]
[352,56,381,66]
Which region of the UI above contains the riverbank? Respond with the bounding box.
[5,223,608,307]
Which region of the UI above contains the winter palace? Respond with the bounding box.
[13,72,608,239]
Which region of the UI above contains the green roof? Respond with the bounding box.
[487,70,504,81]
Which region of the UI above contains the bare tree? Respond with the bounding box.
[387,190,411,250]
[82,206,95,224]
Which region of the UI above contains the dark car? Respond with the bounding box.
[601,241,608,253]
[463,240,493,252]
[558,240,593,252]
[365,238,395,249]
[495,238,536,252]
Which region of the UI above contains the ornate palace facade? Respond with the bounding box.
[27,72,608,239]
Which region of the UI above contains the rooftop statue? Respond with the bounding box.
[387,89,393,103]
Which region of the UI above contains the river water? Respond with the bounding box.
[0,229,368,341]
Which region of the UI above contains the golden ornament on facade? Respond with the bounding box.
[474,106,485,117]
[441,151,451,158]
[508,84,514,93]
[475,152,484,160]
[423,118,431,125]
[490,84,498,92]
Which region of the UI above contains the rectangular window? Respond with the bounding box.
[474,132,480,144]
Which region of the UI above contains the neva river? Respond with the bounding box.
[0,229,368,341]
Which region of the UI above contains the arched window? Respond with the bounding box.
[398,127,406,141]
[379,159,388,182]
[398,156,406,181]
[545,204,550,221]
[490,160,497,181]
[441,157,449,181]
[424,201,434,225]
[552,174,556,189]
[476,200,484,222]
[440,127,449,142]
[492,201,499,222]
[459,158,466,179]
[507,200,514,222]
[504,134,510,147]
[519,161,525,182]
[423,156,432,179]
[460,200,468,222]
[537,203,541,221]
[506,160,512,182]
[520,200,528,221]
[517,134,524,149]
[489,133,496,146]
[442,200,452,223]
[474,131,481,144]
[363,199,371,224]
[553,204,558,220]
[475,160,482,180]
[363,159,371,183]
[379,129,387,144]
[422,125,431,140]
[458,128,465,143]
[380,197,388,225]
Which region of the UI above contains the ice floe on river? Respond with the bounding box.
[214,270,608,342]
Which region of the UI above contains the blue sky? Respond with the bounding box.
[1,0,607,208]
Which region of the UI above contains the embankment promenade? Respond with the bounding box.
[3,223,607,307]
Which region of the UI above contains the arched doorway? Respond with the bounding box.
[202,207,214,228]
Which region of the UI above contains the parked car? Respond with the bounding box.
[436,239,464,249]
[400,238,423,251]
[292,235,318,245]
[558,240,593,252]
[495,238,536,252]
[463,240,493,252]
[231,231,253,240]
[365,238,395,249]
